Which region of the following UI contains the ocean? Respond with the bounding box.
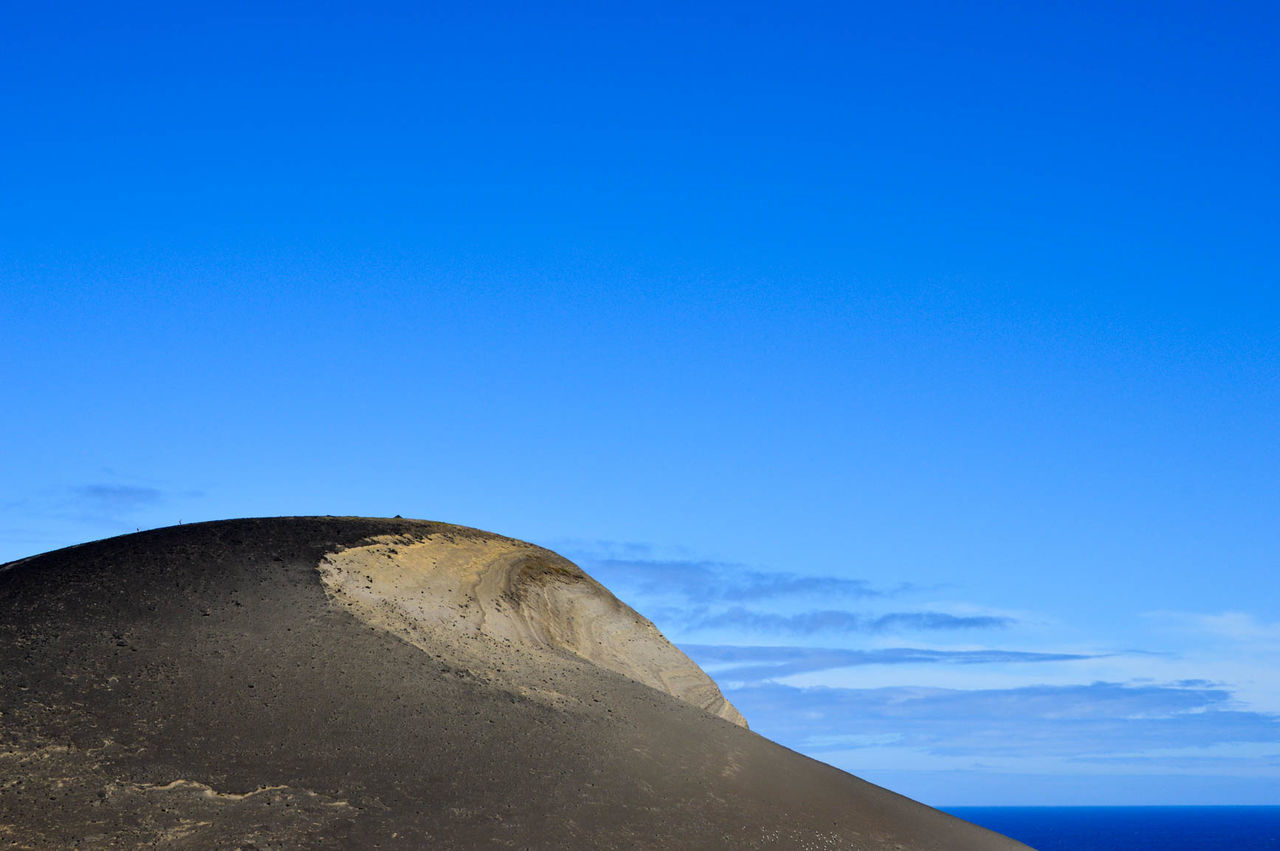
[943,806,1280,850]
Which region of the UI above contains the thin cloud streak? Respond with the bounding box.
[682,643,1095,682]
[689,606,1014,635]
[728,681,1280,763]
[564,543,1015,648]
[1148,610,1280,645]
[75,484,165,511]
[585,556,900,602]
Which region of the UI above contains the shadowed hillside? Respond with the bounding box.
[0,517,1028,849]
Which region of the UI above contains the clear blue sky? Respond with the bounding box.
[3,0,1277,806]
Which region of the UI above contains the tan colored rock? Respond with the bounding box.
[318,533,747,727]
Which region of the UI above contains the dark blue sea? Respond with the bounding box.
[943,807,1280,850]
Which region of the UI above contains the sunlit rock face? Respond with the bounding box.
[0,517,1028,849]
[318,532,747,727]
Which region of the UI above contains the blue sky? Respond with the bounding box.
[2,1,1277,806]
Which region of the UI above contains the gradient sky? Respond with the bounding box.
[3,1,1277,806]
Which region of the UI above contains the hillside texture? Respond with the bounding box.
[0,517,1027,849]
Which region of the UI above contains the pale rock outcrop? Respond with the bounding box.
[318,533,747,727]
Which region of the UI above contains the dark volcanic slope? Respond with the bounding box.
[0,517,1027,849]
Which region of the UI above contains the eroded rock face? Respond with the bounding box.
[318,533,747,727]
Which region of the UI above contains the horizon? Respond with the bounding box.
[3,1,1277,808]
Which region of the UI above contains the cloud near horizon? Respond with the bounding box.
[682,643,1094,683]
[556,544,1280,793]
[729,680,1280,767]
[1147,610,1280,646]
[687,606,1014,636]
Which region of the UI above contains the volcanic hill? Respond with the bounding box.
[0,517,1027,848]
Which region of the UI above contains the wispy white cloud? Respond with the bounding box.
[563,542,1008,641]
[573,552,906,604]
[683,643,1096,683]
[687,607,1014,635]
[566,541,1280,791]
[729,680,1280,770]
[1146,610,1280,645]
